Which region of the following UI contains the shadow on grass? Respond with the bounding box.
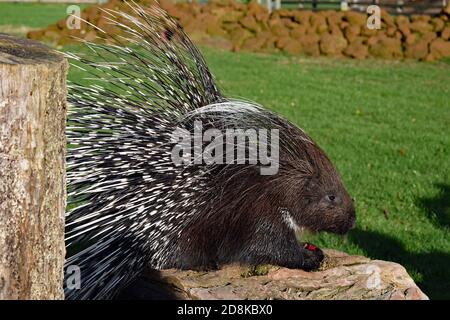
[418,183,450,230]
[349,229,450,300]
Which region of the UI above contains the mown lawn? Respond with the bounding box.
[0,3,82,28]
[2,2,450,299]
[0,2,87,36]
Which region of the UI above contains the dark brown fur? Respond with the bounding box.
[167,112,356,271]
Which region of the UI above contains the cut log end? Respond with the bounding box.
[0,33,65,65]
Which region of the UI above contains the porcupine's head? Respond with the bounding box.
[260,107,356,236]
[276,132,356,235]
[181,101,356,236]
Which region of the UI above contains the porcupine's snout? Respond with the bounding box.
[348,205,357,230]
[334,199,356,235]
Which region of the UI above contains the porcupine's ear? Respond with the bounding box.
[66,0,223,118]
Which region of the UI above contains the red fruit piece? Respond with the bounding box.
[304,243,317,251]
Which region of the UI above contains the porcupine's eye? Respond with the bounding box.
[325,194,341,205]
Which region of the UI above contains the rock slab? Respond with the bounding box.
[120,249,428,300]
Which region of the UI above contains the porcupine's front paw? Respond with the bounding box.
[300,243,324,271]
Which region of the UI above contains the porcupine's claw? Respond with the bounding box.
[301,243,325,270]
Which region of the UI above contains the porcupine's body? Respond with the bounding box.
[65,3,356,299]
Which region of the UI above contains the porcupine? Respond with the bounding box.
[65,2,356,299]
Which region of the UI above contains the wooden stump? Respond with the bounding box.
[0,34,67,299]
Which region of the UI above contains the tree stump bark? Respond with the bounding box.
[0,34,67,299]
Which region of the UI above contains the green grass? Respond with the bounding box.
[2,2,450,299]
[0,3,84,28]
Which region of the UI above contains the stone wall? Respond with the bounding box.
[27,0,450,61]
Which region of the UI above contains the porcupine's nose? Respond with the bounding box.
[350,217,356,229]
[348,209,356,230]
